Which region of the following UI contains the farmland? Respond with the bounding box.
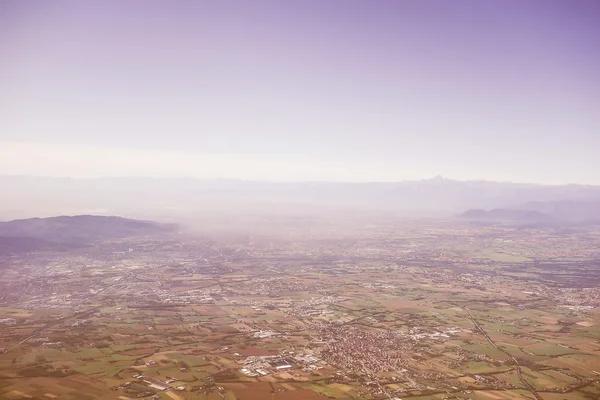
[1,218,600,399]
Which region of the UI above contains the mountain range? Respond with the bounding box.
[1,175,600,219]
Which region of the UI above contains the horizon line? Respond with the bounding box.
[0,173,597,187]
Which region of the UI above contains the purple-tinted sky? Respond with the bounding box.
[1,0,599,183]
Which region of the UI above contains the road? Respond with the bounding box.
[7,305,103,352]
[6,272,134,353]
[456,303,543,400]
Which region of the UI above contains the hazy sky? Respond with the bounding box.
[1,1,599,183]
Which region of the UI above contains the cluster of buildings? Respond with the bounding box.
[240,352,325,377]
[131,374,186,392]
[13,291,93,310]
[554,287,600,307]
[311,324,414,374]
[397,326,464,341]
[253,329,280,339]
[290,307,335,318]
[246,277,328,296]
[360,283,396,290]
[157,289,217,305]
[241,355,294,377]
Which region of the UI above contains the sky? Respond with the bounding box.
[1,0,599,184]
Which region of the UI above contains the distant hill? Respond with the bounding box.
[460,200,600,224]
[0,236,59,255]
[460,208,552,222]
[0,215,176,255]
[518,200,600,222]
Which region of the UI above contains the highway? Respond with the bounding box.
[456,303,543,400]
